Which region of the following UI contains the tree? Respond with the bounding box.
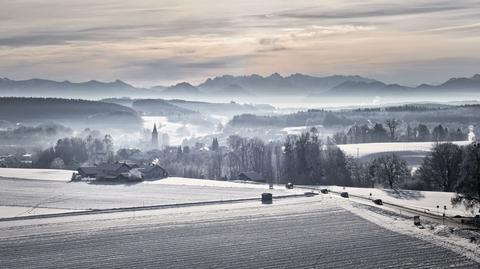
[452,143,480,209]
[432,125,448,142]
[283,136,296,181]
[347,157,373,187]
[385,119,400,141]
[210,138,219,151]
[370,154,410,189]
[415,143,463,191]
[324,145,351,186]
[406,124,414,142]
[416,124,430,142]
[370,123,389,142]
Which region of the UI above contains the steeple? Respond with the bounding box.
[151,123,159,148]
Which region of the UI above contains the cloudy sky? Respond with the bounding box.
[1,0,480,87]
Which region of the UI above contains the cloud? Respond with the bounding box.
[276,2,470,19]
[0,0,480,86]
[117,55,250,85]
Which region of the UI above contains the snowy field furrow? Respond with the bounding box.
[0,198,476,268]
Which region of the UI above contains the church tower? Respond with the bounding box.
[151,123,159,148]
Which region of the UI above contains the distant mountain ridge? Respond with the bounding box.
[0,77,161,99]
[1,73,480,99]
[197,73,376,95]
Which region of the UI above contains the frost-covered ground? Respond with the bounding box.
[338,141,471,158]
[1,168,479,267]
[145,176,275,189]
[0,175,301,218]
[0,205,79,218]
[325,185,478,217]
[0,197,477,268]
[0,168,74,181]
[281,125,325,135]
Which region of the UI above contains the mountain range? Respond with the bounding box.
[1,73,480,99]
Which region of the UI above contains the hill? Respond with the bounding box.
[0,97,142,129]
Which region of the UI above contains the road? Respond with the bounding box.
[0,197,477,268]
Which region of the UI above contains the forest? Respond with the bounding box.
[0,97,142,130]
[228,104,480,130]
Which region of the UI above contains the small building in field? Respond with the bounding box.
[77,162,132,180]
[238,171,265,182]
[77,166,98,178]
[138,164,168,180]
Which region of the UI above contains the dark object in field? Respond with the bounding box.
[285,182,294,189]
[304,192,318,197]
[262,193,273,204]
[453,215,462,218]
[320,189,329,194]
[470,237,477,243]
[413,216,422,226]
[373,199,383,205]
[340,192,349,198]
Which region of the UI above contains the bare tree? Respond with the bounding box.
[370,154,410,189]
[385,119,400,141]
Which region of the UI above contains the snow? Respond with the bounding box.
[342,201,480,264]
[325,185,478,217]
[0,205,78,218]
[281,125,324,135]
[0,168,74,181]
[338,141,471,158]
[0,174,300,219]
[144,177,295,190]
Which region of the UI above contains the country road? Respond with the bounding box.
[0,197,477,268]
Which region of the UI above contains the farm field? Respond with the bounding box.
[324,186,478,217]
[0,197,477,268]
[0,176,299,218]
[338,141,470,158]
[0,168,74,181]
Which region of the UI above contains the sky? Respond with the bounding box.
[1,0,480,87]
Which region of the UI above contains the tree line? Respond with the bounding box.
[333,121,468,144]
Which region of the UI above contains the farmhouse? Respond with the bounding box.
[76,162,168,181]
[138,164,168,180]
[77,162,132,180]
[238,171,265,182]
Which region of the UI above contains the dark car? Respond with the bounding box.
[340,192,349,198]
[285,182,294,189]
[320,189,329,194]
[373,199,383,205]
[304,191,318,197]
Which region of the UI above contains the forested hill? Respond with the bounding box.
[228,104,480,128]
[0,97,142,129]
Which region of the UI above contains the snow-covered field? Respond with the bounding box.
[338,141,471,158]
[325,185,478,217]
[0,168,74,181]
[0,174,300,219]
[0,205,78,218]
[145,177,282,190]
[1,167,476,219]
[281,124,324,135]
[1,196,478,268]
